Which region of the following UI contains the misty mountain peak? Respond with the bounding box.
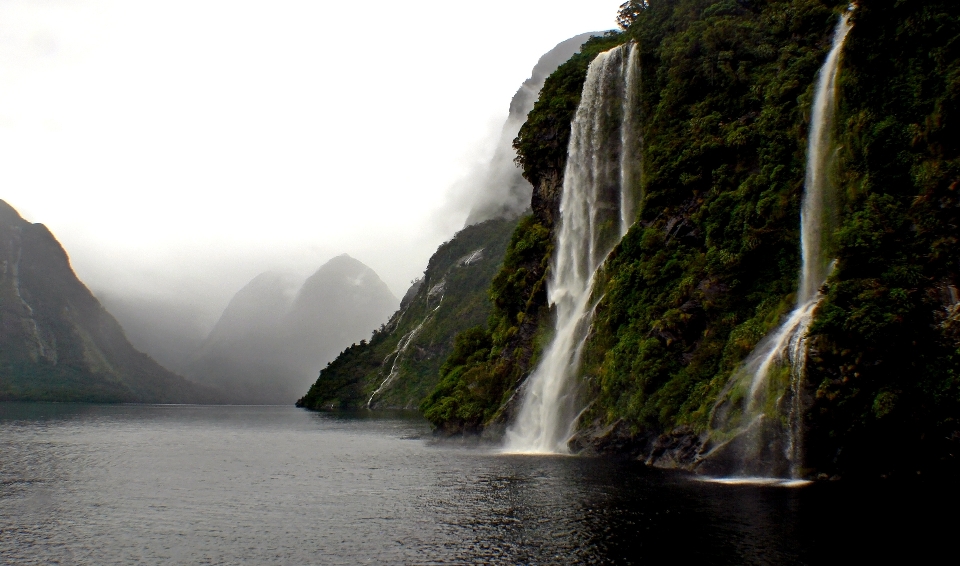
[463,32,603,226]
[293,254,397,308]
[186,254,398,404]
[198,271,298,349]
[0,199,27,225]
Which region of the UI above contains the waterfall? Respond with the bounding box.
[504,43,641,454]
[703,12,853,479]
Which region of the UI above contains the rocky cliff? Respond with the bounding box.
[464,32,599,225]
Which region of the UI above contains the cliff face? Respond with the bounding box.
[0,200,214,403]
[425,0,960,478]
[803,1,960,477]
[187,256,397,405]
[572,0,846,466]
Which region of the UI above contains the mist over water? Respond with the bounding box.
[0,2,627,389]
[77,32,607,381]
[184,255,398,405]
[96,292,221,374]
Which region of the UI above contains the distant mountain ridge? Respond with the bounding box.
[185,254,398,404]
[0,200,214,403]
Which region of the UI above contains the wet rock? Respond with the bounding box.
[645,426,704,470]
[570,419,649,459]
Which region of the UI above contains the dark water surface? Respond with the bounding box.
[0,404,955,565]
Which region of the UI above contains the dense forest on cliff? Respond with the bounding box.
[418,0,960,477]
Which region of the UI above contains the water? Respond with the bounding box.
[704,13,853,479]
[505,42,642,454]
[0,403,954,564]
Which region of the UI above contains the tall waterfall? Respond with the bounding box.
[504,43,641,454]
[704,12,853,479]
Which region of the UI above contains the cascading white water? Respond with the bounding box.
[705,12,853,479]
[504,43,641,454]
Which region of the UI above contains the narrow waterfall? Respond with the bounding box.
[368,290,444,409]
[504,43,641,454]
[704,12,853,479]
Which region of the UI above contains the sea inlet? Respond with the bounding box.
[0,403,954,564]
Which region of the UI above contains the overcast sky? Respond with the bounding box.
[0,0,621,324]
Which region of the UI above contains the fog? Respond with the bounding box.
[0,0,621,352]
[458,32,600,226]
[184,257,398,404]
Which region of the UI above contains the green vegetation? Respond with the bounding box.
[420,215,553,431]
[805,0,960,476]
[582,0,843,435]
[297,218,518,410]
[424,0,960,476]
[0,359,132,403]
[418,33,633,433]
[425,0,845,436]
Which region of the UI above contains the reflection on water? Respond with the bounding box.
[697,477,813,487]
[0,403,955,564]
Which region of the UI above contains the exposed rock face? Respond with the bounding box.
[530,167,564,229]
[186,255,398,404]
[0,200,214,403]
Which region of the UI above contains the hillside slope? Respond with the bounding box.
[297,218,517,410]
[0,200,214,403]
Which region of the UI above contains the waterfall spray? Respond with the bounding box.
[504,43,642,454]
[703,12,853,479]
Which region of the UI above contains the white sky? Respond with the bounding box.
[0,0,620,323]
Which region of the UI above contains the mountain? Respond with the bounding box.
[418,0,960,480]
[297,217,517,410]
[186,255,397,404]
[296,34,605,411]
[96,293,211,374]
[0,200,214,403]
[464,32,600,225]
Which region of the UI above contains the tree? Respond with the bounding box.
[617,1,649,30]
